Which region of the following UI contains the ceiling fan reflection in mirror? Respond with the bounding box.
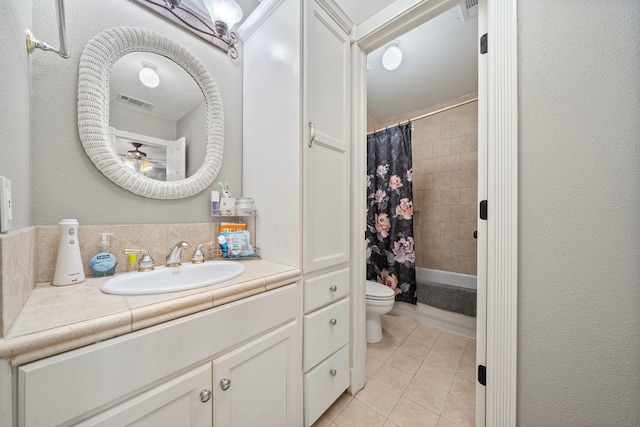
[120,142,166,178]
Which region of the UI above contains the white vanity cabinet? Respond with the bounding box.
[17,284,301,427]
[76,363,213,427]
[303,268,350,426]
[302,0,351,274]
[242,0,352,425]
[213,321,297,427]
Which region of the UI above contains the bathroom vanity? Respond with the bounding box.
[0,260,302,427]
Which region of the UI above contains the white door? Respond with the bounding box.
[212,322,298,427]
[76,363,212,427]
[166,136,186,181]
[303,0,351,274]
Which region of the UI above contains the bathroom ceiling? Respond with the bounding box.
[336,0,479,121]
[185,0,478,122]
[363,6,478,121]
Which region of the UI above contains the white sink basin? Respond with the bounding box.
[101,261,246,295]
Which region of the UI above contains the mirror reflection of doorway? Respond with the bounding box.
[108,51,206,181]
[109,127,186,181]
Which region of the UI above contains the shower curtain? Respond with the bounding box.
[366,123,416,304]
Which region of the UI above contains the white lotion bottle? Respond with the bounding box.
[52,219,86,286]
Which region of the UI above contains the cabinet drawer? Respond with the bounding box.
[303,298,349,371]
[304,268,349,313]
[304,344,349,427]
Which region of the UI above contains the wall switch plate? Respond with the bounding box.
[0,176,11,232]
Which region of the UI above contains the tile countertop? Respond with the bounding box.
[0,260,301,366]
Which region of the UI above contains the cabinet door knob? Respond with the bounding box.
[329,318,337,325]
[200,389,212,403]
[329,285,337,292]
[220,378,231,391]
[329,369,337,377]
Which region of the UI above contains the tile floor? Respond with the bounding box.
[313,313,476,427]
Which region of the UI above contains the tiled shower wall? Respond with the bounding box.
[368,94,478,276]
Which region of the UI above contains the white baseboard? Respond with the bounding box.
[392,301,476,338]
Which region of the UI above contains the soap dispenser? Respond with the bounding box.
[89,233,118,278]
[52,219,85,286]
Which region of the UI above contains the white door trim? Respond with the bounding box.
[485,1,518,424]
[350,0,518,424]
[476,0,488,424]
[348,41,368,395]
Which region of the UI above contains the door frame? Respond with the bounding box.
[349,0,518,424]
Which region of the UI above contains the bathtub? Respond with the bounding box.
[391,268,477,337]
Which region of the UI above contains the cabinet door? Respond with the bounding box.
[213,321,299,427]
[76,364,212,427]
[303,0,352,273]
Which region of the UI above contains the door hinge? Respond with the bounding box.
[479,200,488,220]
[480,33,488,54]
[478,365,486,386]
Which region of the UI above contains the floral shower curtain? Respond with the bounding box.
[366,123,416,304]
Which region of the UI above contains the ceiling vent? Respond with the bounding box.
[459,0,478,21]
[116,93,156,110]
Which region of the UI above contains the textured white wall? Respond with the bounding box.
[30,0,243,225]
[0,0,32,230]
[109,104,177,141]
[178,100,207,177]
[518,1,640,425]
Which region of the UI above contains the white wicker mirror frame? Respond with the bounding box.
[78,27,224,199]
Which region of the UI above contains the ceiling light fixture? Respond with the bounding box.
[132,0,242,59]
[139,62,160,88]
[382,41,403,71]
[203,0,243,39]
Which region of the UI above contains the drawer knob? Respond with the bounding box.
[220,378,231,391]
[329,369,337,377]
[200,389,212,402]
[329,318,337,325]
[329,285,337,292]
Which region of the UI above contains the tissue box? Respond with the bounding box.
[220,223,246,232]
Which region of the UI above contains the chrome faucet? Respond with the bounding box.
[192,241,215,264]
[166,241,189,267]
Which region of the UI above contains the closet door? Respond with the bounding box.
[303,0,352,274]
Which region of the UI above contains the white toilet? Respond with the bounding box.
[365,280,396,343]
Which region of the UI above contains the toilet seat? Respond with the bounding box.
[366,280,395,301]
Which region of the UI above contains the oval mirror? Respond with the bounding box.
[78,27,224,199]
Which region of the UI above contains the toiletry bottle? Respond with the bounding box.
[89,233,118,278]
[211,190,220,215]
[218,235,229,258]
[127,253,138,272]
[52,219,85,286]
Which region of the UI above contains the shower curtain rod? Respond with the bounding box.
[367,97,478,135]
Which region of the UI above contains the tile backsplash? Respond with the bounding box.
[0,221,250,337]
[37,223,221,283]
[0,227,37,336]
